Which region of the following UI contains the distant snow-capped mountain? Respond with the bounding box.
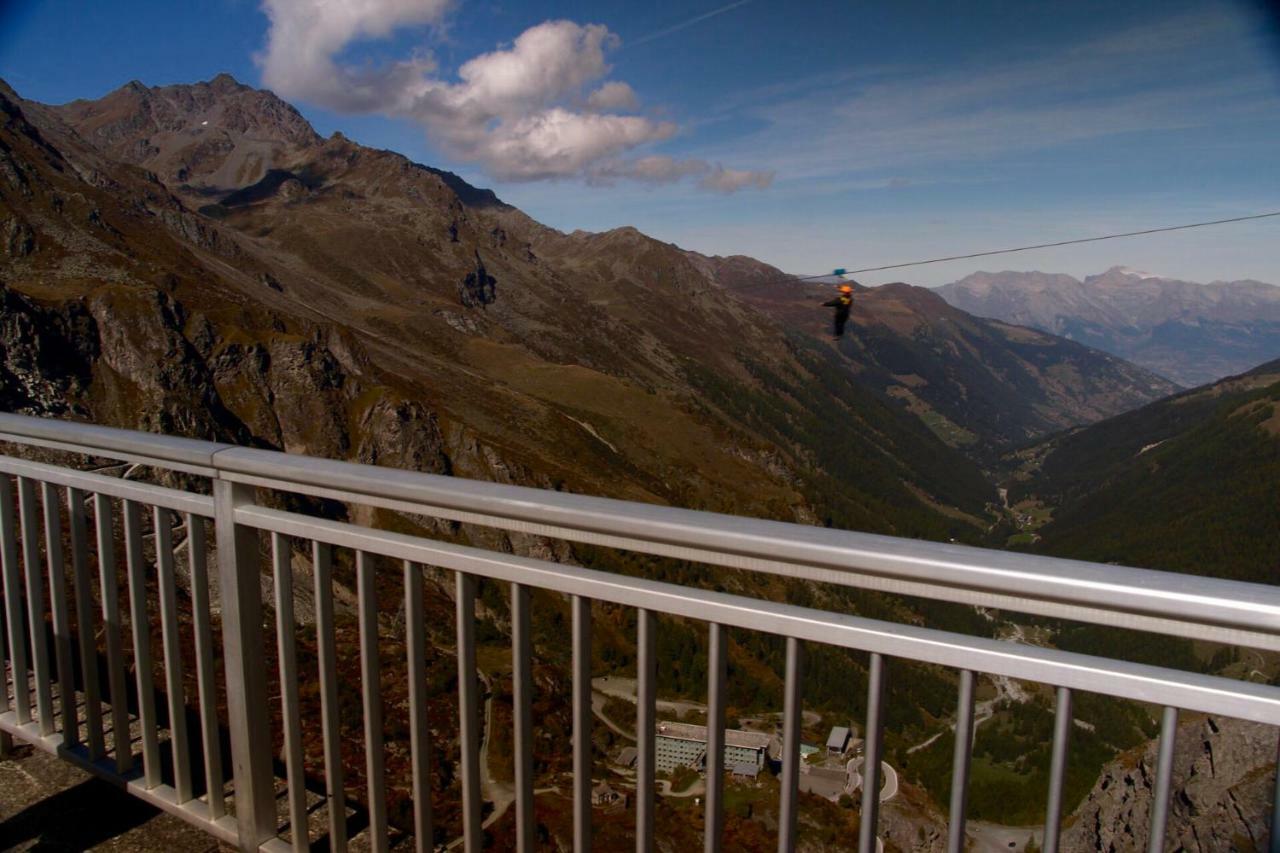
[936,267,1280,386]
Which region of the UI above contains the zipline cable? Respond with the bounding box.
[781,210,1280,282]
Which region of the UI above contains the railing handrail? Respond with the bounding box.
[236,502,1280,725]
[3,411,1279,649]
[2,410,1278,853]
[0,412,232,475]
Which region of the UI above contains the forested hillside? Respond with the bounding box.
[1006,359,1280,583]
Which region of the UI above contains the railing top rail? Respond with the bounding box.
[238,503,1280,725]
[215,445,1280,640]
[0,412,231,475]
[2,412,1278,644]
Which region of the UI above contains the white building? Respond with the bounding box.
[826,726,851,755]
[655,721,772,773]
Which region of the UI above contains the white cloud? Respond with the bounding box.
[481,107,677,181]
[586,81,638,112]
[257,2,766,190]
[699,164,773,192]
[259,0,450,111]
[586,155,772,191]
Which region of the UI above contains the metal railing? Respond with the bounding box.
[0,411,1277,853]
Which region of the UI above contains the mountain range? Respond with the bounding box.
[2,73,1273,848]
[936,267,1280,387]
[1,73,1182,533]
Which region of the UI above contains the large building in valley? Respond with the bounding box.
[654,721,773,773]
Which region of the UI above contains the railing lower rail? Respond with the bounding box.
[0,412,1276,853]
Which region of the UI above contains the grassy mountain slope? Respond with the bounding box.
[1007,359,1280,583]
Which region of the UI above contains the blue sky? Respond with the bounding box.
[2,0,1278,286]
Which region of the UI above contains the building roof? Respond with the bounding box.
[617,746,638,767]
[826,726,851,749]
[655,721,772,750]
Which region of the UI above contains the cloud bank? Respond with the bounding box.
[258,0,771,191]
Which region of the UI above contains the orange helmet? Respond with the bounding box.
[839,285,853,293]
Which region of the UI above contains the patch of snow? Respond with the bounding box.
[1115,266,1161,279]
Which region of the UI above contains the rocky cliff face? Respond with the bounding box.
[1063,715,1276,852]
[0,283,97,416]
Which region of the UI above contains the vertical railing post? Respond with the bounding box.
[212,479,276,852]
[1044,686,1073,853]
[572,595,593,853]
[778,637,803,853]
[636,609,657,853]
[313,542,346,850]
[1147,706,1179,853]
[407,561,434,852]
[1270,732,1280,853]
[858,653,887,853]
[456,571,482,851]
[67,486,104,760]
[0,475,31,727]
[705,622,726,853]
[0,583,10,757]
[512,582,535,853]
[18,477,53,734]
[946,670,976,853]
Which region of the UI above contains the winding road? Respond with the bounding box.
[846,757,899,803]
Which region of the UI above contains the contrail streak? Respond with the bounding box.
[629,0,752,47]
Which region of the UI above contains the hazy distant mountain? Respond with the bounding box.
[936,267,1280,386]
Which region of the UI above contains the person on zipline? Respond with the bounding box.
[823,283,855,340]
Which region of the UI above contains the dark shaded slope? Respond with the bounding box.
[1009,359,1280,583]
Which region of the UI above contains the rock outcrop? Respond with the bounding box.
[459,251,497,307]
[0,282,97,415]
[1063,715,1277,852]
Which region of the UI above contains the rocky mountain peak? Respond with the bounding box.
[49,74,322,199]
[206,72,249,95]
[1085,265,1175,286]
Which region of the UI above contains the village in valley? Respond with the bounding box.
[589,676,896,812]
